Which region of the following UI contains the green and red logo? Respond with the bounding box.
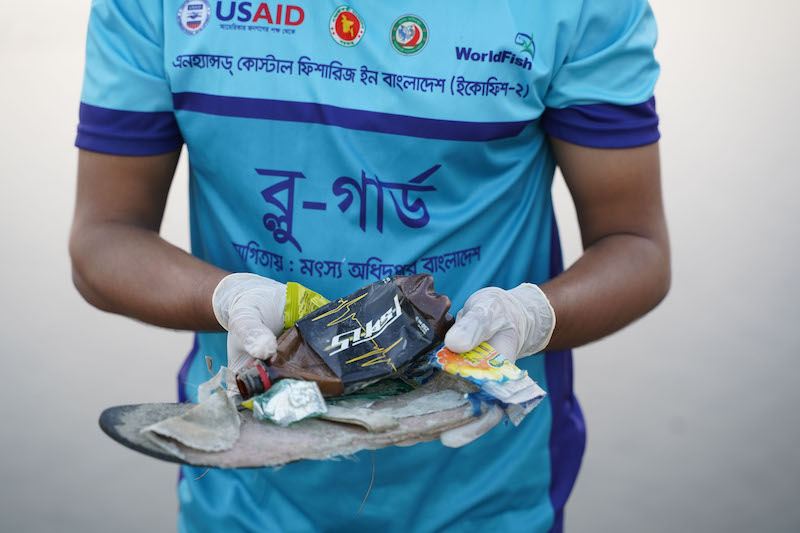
[330,6,364,47]
[390,15,428,55]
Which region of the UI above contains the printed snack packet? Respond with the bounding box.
[426,342,546,406]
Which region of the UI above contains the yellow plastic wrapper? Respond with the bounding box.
[283,282,330,331]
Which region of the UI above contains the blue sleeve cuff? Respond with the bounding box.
[541,97,660,148]
[75,103,184,155]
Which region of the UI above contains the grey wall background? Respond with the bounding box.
[1,1,798,531]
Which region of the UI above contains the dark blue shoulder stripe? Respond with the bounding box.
[542,97,660,148]
[76,103,184,155]
[172,92,529,142]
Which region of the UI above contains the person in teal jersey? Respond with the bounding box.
[71,1,670,531]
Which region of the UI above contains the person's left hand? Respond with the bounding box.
[444,283,555,363]
[429,283,555,448]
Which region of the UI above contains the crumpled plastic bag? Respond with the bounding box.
[140,367,240,459]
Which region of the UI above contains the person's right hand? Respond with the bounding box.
[212,273,287,373]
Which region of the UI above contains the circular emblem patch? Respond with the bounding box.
[330,6,365,47]
[177,0,211,36]
[391,15,428,55]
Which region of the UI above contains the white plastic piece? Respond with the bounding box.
[197,366,237,403]
[141,387,241,455]
[440,405,505,448]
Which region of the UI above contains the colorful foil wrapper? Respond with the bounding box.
[427,342,546,406]
[250,379,328,426]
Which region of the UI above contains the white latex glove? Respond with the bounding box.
[212,273,287,374]
[444,283,556,363]
[434,284,555,448]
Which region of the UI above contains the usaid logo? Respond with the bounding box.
[215,2,306,25]
[177,0,211,35]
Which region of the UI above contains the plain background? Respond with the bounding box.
[1,1,798,531]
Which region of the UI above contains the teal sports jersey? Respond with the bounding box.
[77,1,660,531]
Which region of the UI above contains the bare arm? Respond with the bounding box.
[541,139,670,351]
[69,149,228,330]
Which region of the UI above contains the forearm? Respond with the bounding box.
[540,231,670,351]
[70,222,228,331]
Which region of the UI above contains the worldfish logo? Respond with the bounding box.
[455,46,532,70]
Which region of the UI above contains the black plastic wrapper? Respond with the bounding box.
[296,276,442,394]
[236,274,453,399]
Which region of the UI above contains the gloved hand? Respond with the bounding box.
[433,283,556,448]
[444,283,556,363]
[212,273,287,374]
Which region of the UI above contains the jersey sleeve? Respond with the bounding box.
[76,0,183,155]
[542,0,660,148]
